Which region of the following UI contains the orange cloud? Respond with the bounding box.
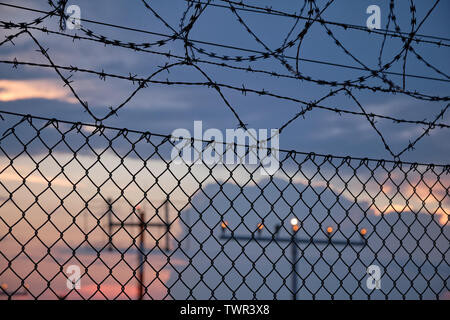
[368,182,449,225]
[436,208,449,225]
[0,170,74,188]
[0,79,76,103]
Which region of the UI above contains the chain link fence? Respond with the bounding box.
[0,112,448,300]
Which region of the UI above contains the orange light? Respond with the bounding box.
[221,221,228,229]
[360,228,367,236]
[326,226,333,234]
[136,205,141,211]
[1,283,7,290]
[292,224,299,232]
[257,223,264,231]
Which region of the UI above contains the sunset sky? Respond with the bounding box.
[0,0,448,300]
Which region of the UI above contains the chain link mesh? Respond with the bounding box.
[0,113,448,300]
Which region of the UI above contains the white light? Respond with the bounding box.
[290,218,298,226]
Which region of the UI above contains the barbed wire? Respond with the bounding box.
[2,57,449,132]
[1,109,449,169]
[2,22,448,104]
[0,0,448,161]
[186,0,446,87]
[186,0,450,46]
[2,2,449,84]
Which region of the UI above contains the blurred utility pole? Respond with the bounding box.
[106,198,171,300]
[220,218,367,300]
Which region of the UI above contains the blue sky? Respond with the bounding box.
[0,0,449,163]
